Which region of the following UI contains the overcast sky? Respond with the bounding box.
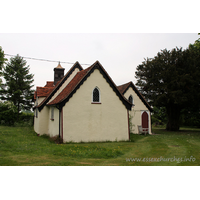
[0,33,199,89]
[0,1,199,90]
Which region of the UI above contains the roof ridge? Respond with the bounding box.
[118,81,131,87]
[47,61,132,111]
[118,81,152,112]
[37,62,84,111]
[36,86,55,98]
[48,65,92,105]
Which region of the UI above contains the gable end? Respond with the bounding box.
[38,62,83,112]
[118,82,153,112]
[56,61,132,110]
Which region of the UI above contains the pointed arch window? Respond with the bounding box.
[92,87,100,103]
[128,95,133,104]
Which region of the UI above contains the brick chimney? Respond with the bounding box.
[54,62,65,85]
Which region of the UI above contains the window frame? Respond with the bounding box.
[51,106,54,121]
[92,87,101,104]
[35,108,38,118]
[35,99,38,118]
[128,95,133,104]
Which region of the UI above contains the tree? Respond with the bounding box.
[189,33,200,50]
[151,106,167,125]
[185,35,200,127]
[135,46,200,131]
[1,54,34,115]
[0,46,7,84]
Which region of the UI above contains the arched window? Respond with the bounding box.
[128,95,133,104]
[93,87,100,102]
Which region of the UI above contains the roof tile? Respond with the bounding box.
[117,82,153,112]
[44,81,54,87]
[37,62,83,111]
[48,66,92,105]
[36,86,54,97]
[117,82,132,94]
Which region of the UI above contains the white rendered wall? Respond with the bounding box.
[62,69,129,143]
[124,87,152,134]
[48,106,60,137]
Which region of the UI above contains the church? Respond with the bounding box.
[33,61,152,143]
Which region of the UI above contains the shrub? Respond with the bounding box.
[16,112,34,127]
[0,101,34,126]
[0,101,18,125]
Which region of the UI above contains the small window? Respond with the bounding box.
[35,108,38,118]
[51,107,54,120]
[128,95,133,104]
[35,101,38,118]
[93,87,100,102]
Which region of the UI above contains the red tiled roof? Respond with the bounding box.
[44,81,54,87]
[34,82,55,101]
[48,66,92,105]
[37,62,83,111]
[36,60,132,111]
[36,86,54,97]
[117,82,153,112]
[117,82,132,94]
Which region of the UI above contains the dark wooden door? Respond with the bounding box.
[142,111,148,128]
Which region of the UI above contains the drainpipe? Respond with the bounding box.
[127,110,130,141]
[56,105,61,138]
[59,108,61,138]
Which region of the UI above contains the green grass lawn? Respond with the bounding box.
[0,125,200,166]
